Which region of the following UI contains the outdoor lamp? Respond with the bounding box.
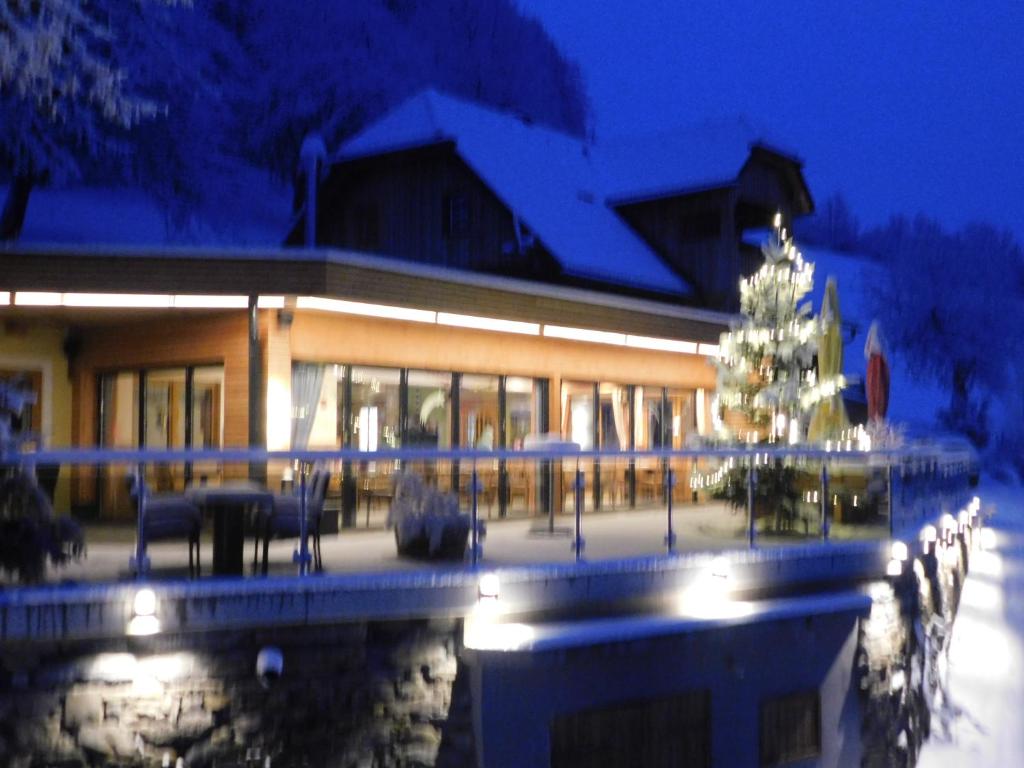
[891,541,908,562]
[478,573,500,601]
[921,525,937,555]
[127,587,160,636]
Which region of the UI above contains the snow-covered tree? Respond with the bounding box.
[867,215,1024,446]
[227,0,588,182]
[715,216,841,442]
[794,191,861,252]
[0,0,189,239]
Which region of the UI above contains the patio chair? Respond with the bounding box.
[130,475,202,577]
[257,469,330,574]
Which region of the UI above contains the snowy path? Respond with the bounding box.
[919,481,1024,765]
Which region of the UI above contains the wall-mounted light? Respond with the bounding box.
[478,572,501,601]
[891,541,908,562]
[438,312,539,336]
[127,587,160,636]
[543,324,626,346]
[625,335,697,354]
[296,296,436,323]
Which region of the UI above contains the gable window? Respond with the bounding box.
[443,194,471,238]
[760,690,821,766]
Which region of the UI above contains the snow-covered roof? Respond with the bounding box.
[337,89,693,296]
[598,117,799,203]
[3,175,291,247]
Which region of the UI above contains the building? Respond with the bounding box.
[1,90,813,523]
[294,89,813,310]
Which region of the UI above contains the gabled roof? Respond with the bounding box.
[598,117,803,204]
[336,89,692,297]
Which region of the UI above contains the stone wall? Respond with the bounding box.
[0,619,475,768]
[856,535,969,768]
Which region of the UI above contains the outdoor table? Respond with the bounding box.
[185,481,273,576]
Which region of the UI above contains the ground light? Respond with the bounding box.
[127,587,160,636]
[677,555,756,620]
[887,540,909,577]
[464,572,535,651]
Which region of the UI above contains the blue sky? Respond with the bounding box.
[519,1,1024,239]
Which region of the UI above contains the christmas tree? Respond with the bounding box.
[714,214,841,443]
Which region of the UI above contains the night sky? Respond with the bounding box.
[519,0,1024,240]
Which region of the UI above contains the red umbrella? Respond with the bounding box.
[865,321,889,422]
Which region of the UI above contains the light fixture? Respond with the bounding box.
[478,573,500,601]
[12,292,258,309]
[543,324,626,346]
[257,295,286,309]
[437,312,539,336]
[295,296,436,323]
[891,541,908,562]
[886,559,903,577]
[127,587,160,636]
[698,343,721,357]
[172,295,249,309]
[625,335,697,354]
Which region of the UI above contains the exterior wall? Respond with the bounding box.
[614,188,740,310]
[289,311,716,396]
[467,611,864,767]
[318,145,558,278]
[0,620,474,768]
[72,312,251,450]
[0,322,73,511]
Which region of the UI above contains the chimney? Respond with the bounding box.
[299,133,327,247]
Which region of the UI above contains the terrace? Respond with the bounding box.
[0,442,975,589]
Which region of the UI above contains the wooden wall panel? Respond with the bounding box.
[72,312,251,449]
[289,311,717,393]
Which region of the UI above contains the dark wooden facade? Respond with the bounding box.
[308,140,812,312]
[612,149,813,310]
[312,144,559,280]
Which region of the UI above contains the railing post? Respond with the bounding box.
[470,460,480,567]
[664,468,677,555]
[293,464,311,576]
[820,460,830,542]
[747,460,757,549]
[131,462,150,577]
[573,464,585,562]
[887,463,895,537]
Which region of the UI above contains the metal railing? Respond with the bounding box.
[0,441,976,583]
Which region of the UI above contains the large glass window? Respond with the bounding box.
[192,366,224,449]
[350,366,401,451]
[100,371,139,449]
[460,374,499,449]
[505,376,541,449]
[598,383,631,451]
[98,366,223,514]
[561,381,595,450]
[406,369,453,449]
[144,369,186,450]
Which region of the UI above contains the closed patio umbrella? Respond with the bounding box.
[865,321,889,422]
[808,277,849,441]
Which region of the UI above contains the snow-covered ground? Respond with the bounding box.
[919,479,1024,765]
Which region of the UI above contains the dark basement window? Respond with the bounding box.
[760,690,821,766]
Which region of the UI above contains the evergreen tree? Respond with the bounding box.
[714,215,841,442]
